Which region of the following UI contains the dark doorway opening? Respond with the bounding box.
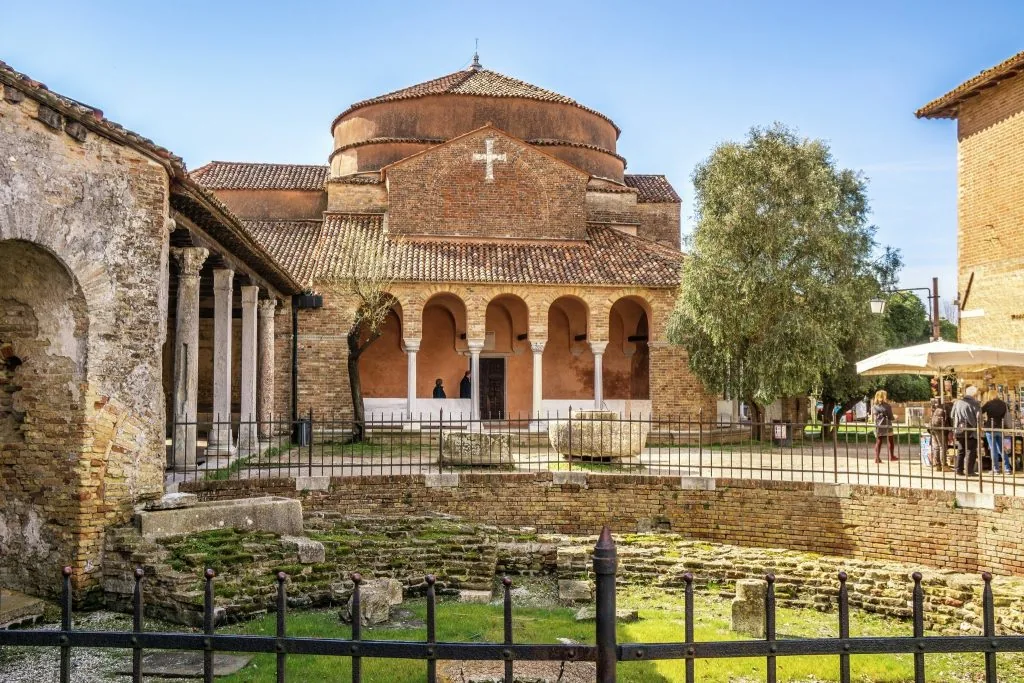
[479,357,506,420]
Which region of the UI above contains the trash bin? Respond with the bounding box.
[293,418,311,447]
[771,420,792,447]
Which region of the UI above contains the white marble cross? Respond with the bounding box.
[472,138,507,182]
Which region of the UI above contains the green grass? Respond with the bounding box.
[216,588,1024,683]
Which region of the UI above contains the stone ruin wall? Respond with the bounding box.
[102,514,1024,635]
[182,472,1024,579]
[0,87,169,602]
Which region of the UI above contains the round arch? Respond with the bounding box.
[420,292,468,400]
[607,296,651,400]
[358,295,406,399]
[483,294,531,418]
[543,295,593,401]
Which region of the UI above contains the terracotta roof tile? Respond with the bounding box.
[192,162,329,190]
[917,50,1024,119]
[249,213,681,288]
[333,67,618,133]
[244,220,323,286]
[623,174,681,203]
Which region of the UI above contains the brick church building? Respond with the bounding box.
[192,55,716,424]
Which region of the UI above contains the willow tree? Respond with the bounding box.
[668,124,887,437]
[338,226,398,442]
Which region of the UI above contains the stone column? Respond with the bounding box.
[207,268,236,455]
[531,340,545,420]
[237,286,260,455]
[170,246,208,470]
[257,298,277,441]
[591,340,608,408]
[405,338,420,419]
[468,338,485,422]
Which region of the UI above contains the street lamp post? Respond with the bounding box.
[871,277,942,341]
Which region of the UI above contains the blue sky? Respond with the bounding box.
[5,0,1021,309]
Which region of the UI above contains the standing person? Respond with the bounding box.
[872,390,898,464]
[459,370,471,399]
[951,385,982,476]
[982,390,1010,474]
[928,397,949,471]
[432,378,446,399]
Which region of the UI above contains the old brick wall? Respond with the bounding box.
[212,188,327,220]
[634,203,682,249]
[956,72,1024,348]
[0,90,169,600]
[385,127,590,240]
[183,474,1024,578]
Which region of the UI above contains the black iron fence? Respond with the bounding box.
[168,410,1024,495]
[2,528,1022,682]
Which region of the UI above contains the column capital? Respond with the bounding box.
[213,268,235,291]
[590,340,609,355]
[467,338,486,353]
[404,338,421,353]
[258,298,278,316]
[171,246,208,276]
[530,340,546,354]
[240,284,260,304]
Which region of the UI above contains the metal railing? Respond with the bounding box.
[2,528,1021,682]
[166,411,1024,495]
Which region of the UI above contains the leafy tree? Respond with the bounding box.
[668,124,887,437]
[939,318,957,341]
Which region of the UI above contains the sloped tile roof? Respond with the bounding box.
[191,162,329,190]
[244,220,324,285]
[245,214,681,288]
[333,67,618,133]
[917,50,1024,119]
[623,174,681,203]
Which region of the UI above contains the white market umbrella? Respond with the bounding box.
[856,340,1024,376]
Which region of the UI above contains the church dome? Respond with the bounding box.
[329,58,625,181]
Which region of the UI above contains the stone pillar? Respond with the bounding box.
[468,339,485,422]
[405,338,420,419]
[207,268,236,455]
[531,340,545,419]
[257,299,277,440]
[591,340,608,408]
[170,247,208,470]
[237,286,260,454]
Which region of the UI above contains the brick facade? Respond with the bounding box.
[955,71,1024,350]
[386,127,589,240]
[183,473,1024,578]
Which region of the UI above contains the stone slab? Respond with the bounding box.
[552,471,588,487]
[732,578,766,638]
[281,536,326,564]
[294,476,330,492]
[441,433,514,468]
[136,496,303,539]
[144,493,198,511]
[813,483,851,499]
[679,476,716,491]
[0,590,44,630]
[458,589,493,603]
[573,606,639,623]
[439,659,596,683]
[425,473,460,488]
[118,651,252,677]
[558,579,592,602]
[956,491,995,510]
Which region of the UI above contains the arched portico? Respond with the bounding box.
[542,296,594,407]
[482,294,531,419]
[358,298,406,401]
